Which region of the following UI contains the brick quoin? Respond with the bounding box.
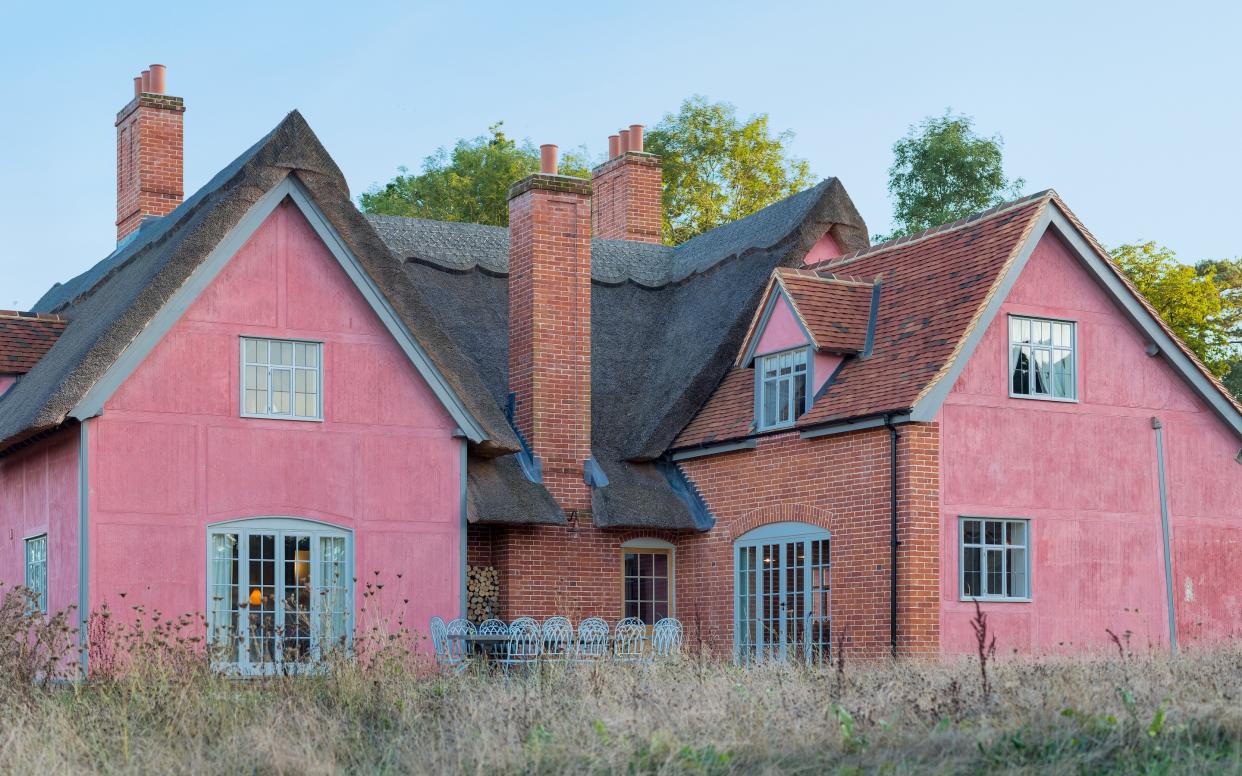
[115,92,185,242]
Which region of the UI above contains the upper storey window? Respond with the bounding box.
[1009,316,1076,401]
[241,337,322,420]
[757,347,808,430]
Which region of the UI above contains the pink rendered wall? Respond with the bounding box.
[753,295,838,393]
[0,430,79,615]
[803,231,843,265]
[939,230,1242,655]
[89,200,461,646]
[0,375,15,398]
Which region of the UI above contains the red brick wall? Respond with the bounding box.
[115,93,185,241]
[475,422,941,659]
[506,174,594,510]
[486,516,681,623]
[591,153,662,243]
[676,423,941,658]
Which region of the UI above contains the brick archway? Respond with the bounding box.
[729,503,834,542]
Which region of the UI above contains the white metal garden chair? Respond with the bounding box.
[651,617,684,660]
[477,618,510,662]
[613,620,647,663]
[510,616,538,630]
[541,616,574,661]
[574,617,610,662]
[427,618,452,665]
[501,620,541,675]
[444,618,476,671]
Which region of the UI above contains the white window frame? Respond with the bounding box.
[620,538,676,624]
[24,533,47,613]
[206,517,353,676]
[755,346,811,431]
[958,517,1031,602]
[1008,315,1077,402]
[240,336,324,421]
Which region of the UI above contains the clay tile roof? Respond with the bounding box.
[797,194,1050,426]
[674,368,756,449]
[675,193,1053,448]
[0,312,67,375]
[776,269,876,354]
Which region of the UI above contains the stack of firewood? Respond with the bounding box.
[466,565,499,622]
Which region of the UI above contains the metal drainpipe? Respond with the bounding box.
[1151,417,1178,654]
[885,414,899,658]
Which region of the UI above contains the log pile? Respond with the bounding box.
[466,565,499,622]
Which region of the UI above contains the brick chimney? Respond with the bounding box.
[591,123,662,243]
[507,145,594,510]
[115,64,185,242]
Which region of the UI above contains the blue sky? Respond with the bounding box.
[1,0,1238,310]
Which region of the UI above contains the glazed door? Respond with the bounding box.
[734,523,830,664]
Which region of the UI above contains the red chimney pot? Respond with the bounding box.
[608,135,620,159]
[140,70,151,93]
[133,76,142,96]
[539,144,558,175]
[618,129,630,154]
[149,64,166,94]
[629,124,644,153]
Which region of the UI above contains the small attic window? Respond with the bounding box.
[757,347,808,430]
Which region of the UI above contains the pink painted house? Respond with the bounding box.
[1,68,1239,674]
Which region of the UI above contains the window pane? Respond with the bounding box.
[274,342,293,366]
[319,536,349,653]
[209,533,239,663]
[963,520,980,545]
[963,547,981,597]
[271,369,291,414]
[254,339,268,364]
[1033,349,1051,394]
[793,373,806,419]
[1007,548,1027,598]
[985,549,1003,596]
[653,553,668,576]
[244,339,258,363]
[762,356,778,379]
[638,553,653,576]
[623,553,637,577]
[1012,346,1030,395]
[778,378,791,423]
[763,380,778,427]
[1053,349,1074,398]
[1006,521,1025,547]
[984,520,1003,545]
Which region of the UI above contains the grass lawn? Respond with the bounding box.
[4,639,1242,773]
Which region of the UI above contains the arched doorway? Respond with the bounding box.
[734,522,830,664]
[206,517,353,675]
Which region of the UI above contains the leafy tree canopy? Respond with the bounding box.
[882,111,1024,241]
[359,123,590,226]
[645,96,813,245]
[1112,242,1237,379]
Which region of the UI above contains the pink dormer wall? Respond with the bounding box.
[754,294,839,394]
[939,230,1242,654]
[803,231,843,266]
[86,200,462,642]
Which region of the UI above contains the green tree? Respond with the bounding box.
[883,111,1024,240]
[359,122,590,226]
[646,96,813,245]
[1112,242,1234,377]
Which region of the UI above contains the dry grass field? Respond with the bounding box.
[2,589,1241,774]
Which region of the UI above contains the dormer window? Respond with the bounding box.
[757,348,808,430]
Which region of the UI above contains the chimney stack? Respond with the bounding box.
[115,64,185,242]
[506,147,594,510]
[591,122,662,243]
